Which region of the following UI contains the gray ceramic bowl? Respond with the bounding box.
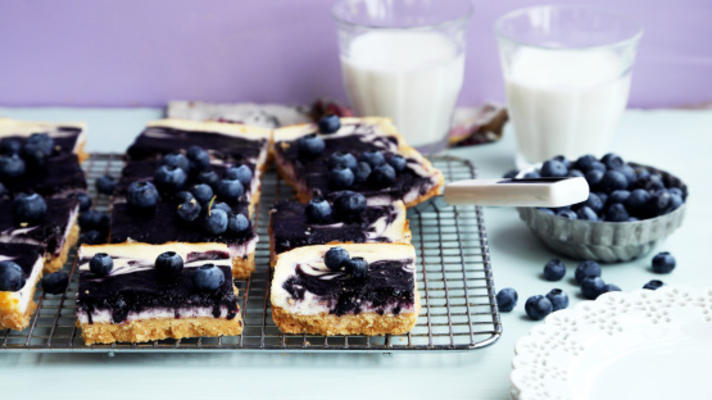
[517,163,687,263]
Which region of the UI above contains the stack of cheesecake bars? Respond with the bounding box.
[0,116,444,344]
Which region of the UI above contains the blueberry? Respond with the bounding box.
[228,213,250,234]
[643,279,664,290]
[192,264,225,291]
[601,153,624,169]
[625,189,651,212]
[226,164,253,187]
[345,256,368,279]
[556,209,577,219]
[371,163,396,188]
[89,253,113,277]
[651,251,676,274]
[324,247,350,272]
[216,179,244,201]
[605,203,629,222]
[328,166,355,189]
[96,175,116,195]
[502,169,519,179]
[545,288,569,311]
[353,161,372,183]
[589,161,607,172]
[538,208,555,216]
[204,208,228,235]
[552,155,571,168]
[0,154,26,178]
[127,181,160,209]
[596,192,609,206]
[576,206,599,221]
[543,259,566,281]
[568,169,585,178]
[154,165,188,192]
[197,170,220,187]
[177,199,202,222]
[79,230,104,244]
[525,295,553,320]
[617,164,637,184]
[155,251,184,280]
[583,192,605,212]
[610,190,631,203]
[13,193,47,222]
[495,288,518,312]
[41,271,69,294]
[76,192,92,212]
[333,191,367,218]
[585,169,604,188]
[647,189,671,217]
[668,193,683,211]
[387,155,407,172]
[574,154,597,171]
[0,182,7,198]
[581,276,607,299]
[575,260,601,285]
[190,184,214,204]
[668,187,684,198]
[162,153,190,172]
[627,217,639,222]
[359,151,385,168]
[318,114,341,134]
[305,198,332,223]
[328,152,358,170]
[634,167,651,180]
[25,133,54,156]
[297,134,325,158]
[0,261,25,291]
[541,159,568,177]
[22,147,47,169]
[0,138,22,155]
[176,190,195,203]
[187,146,211,171]
[79,210,110,231]
[187,145,206,160]
[213,202,232,214]
[604,283,621,293]
[600,170,628,192]
[636,174,664,191]
[523,171,540,179]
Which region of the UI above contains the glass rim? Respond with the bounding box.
[331,0,473,31]
[494,4,644,51]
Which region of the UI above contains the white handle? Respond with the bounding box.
[443,177,590,207]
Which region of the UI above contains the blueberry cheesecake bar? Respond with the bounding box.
[272,116,444,208]
[269,191,410,265]
[0,194,80,273]
[76,242,243,345]
[271,243,420,336]
[0,117,88,162]
[0,243,45,330]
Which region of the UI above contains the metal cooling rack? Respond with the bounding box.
[0,154,501,353]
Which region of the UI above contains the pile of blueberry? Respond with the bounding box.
[496,251,676,320]
[296,115,408,190]
[305,191,367,223]
[0,133,56,179]
[511,153,687,222]
[323,247,368,279]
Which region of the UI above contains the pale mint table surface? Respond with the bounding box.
[0,107,710,400]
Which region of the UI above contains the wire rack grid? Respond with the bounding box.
[0,153,501,353]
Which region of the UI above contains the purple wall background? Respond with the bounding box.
[0,0,710,108]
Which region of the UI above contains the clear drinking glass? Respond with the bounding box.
[332,0,472,153]
[495,5,643,168]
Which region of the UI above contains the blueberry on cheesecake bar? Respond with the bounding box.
[0,117,88,162]
[76,242,243,345]
[271,243,420,336]
[0,243,44,330]
[272,116,444,207]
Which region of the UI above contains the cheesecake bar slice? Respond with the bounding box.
[0,243,44,330]
[0,197,80,273]
[269,195,410,265]
[272,117,444,208]
[0,117,88,162]
[271,243,420,336]
[76,242,243,345]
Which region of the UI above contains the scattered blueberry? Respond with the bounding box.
[540,159,568,177]
[328,152,357,170]
[583,193,605,212]
[228,213,250,234]
[305,197,332,223]
[525,295,553,320]
[76,192,92,212]
[177,199,201,222]
[371,163,396,188]
[576,206,598,221]
[600,170,628,192]
[333,191,367,218]
[495,288,518,312]
[192,264,225,291]
[329,166,355,189]
[545,288,569,311]
[13,193,47,222]
[601,153,624,169]
[162,153,190,172]
[216,179,244,201]
[155,251,184,280]
[197,170,220,187]
[297,134,325,158]
[0,138,22,155]
[190,184,214,204]
[581,276,607,299]
[353,161,372,183]
[226,164,253,187]
[387,155,407,172]
[127,181,160,209]
[41,271,69,294]
[0,154,26,178]
[523,171,540,179]
[556,209,578,219]
[154,165,188,192]
[0,261,25,291]
[96,175,117,195]
[605,203,629,222]
[651,251,676,274]
[359,151,385,168]
[543,259,566,281]
[324,247,350,272]
[89,253,113,277]
[643,279,664,290]
[345,256,368,279]
[204,208,228,235]
[318,114,341,134]
[575,260,601,285]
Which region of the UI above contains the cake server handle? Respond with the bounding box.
[443,177,590,207]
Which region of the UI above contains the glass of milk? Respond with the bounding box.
[495,5,643,167]
[333,0,472,153]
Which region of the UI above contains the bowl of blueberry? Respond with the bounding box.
[515,153,687,263]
